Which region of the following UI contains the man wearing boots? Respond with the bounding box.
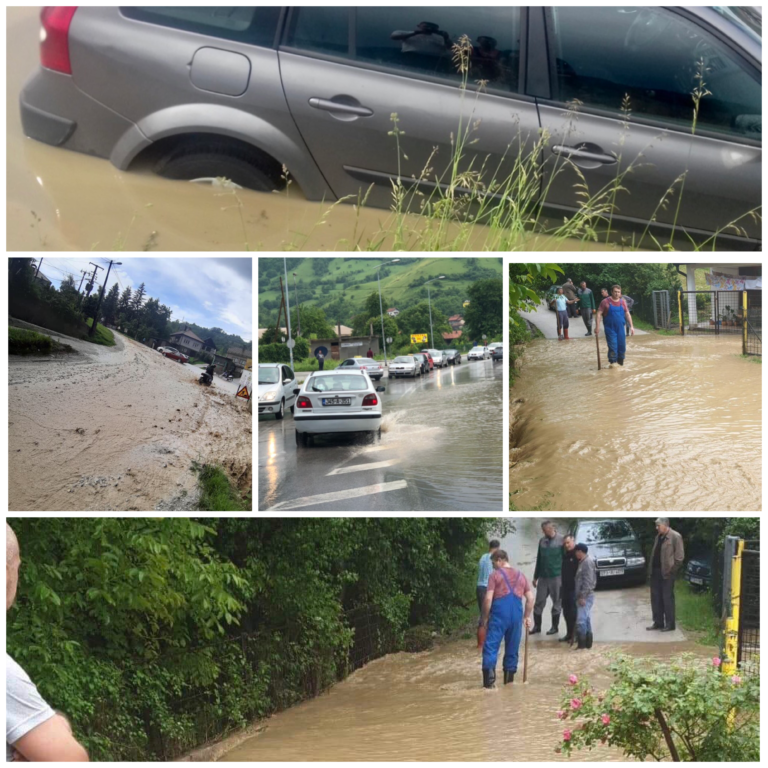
[480,550,534,688]
[561,278,580,319]
[647,518,685,633]
[530,521,564,637]
[560,534,579,645]
[574,543,597,650]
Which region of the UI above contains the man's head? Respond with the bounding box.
[557,287,564,295]
[489,539,500,553]
[541,520,556,539]
[580,281,587,290]
[656,517,671,535]
[563,534,576,552]
[490,550,509,568]
[7,523,20,611]
[565,278,573,284]
[601,288,609,297]
[575,543,588,561]
[611,284,622,299]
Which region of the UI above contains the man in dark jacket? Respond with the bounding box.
[561,279,580,318]
[647,517,685,632]
[574,543,597,650]
[560,534,579,645]
[530,520,564,636]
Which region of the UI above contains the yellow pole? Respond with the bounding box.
[722,539,744,676]
[678,292,683,335]
[742,292,748,355]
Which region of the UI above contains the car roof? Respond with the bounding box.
[258,363,282,368]
[310,369,366,376]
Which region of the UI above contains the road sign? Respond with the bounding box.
[482,334,487,340]
[386,337,393,344]
[411,333,428,344]
[236,369,252,401]
[286,339,296,349]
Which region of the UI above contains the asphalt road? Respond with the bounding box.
[519,302,648,340]
[258,358,503,511]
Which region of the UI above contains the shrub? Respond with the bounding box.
[9,327,53,355]
[257,338,309,364]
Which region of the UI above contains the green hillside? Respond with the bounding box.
[258,257,502,326]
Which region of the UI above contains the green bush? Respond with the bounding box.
[258,337,309,363]
[9,327,53,355]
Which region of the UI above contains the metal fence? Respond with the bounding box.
[722,537,760,676]
[744,290,762,356]
[652,290,672,330]
[679,290,743,335]
[738,541,760,670]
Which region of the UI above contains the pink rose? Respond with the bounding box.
[570,698,582,710]
[563,729,572,742]
[557,710,566,720]
[568,674,578,685]
[712,657,722,667]
[601,714,611,725]
[731,675,742,685]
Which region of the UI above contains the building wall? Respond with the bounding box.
[310,337,380,361]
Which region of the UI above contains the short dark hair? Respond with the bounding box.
[489,539,500,550]
[611,284,622,292]
[575,543,588,554]
[563,533,574,542]
[541,520,553,530]
[491,549,508,563]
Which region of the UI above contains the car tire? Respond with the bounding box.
[290,404,295,414]
[275,399,285,420]
[377,427,382,440]
[154,140,281,192]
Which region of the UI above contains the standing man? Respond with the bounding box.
[595,284,634,367]
[561,279,580,318]
[476,539,500,625]
[560,534,579,645]
[574,543,597,650]
[647,518,685,633]
[6,524,89,761]
[367,347,374,359]
[480,550,534,688]
[554,288,577,341]
[578,281,596,336]
[530,521,564,637]
[317,349,325,371]
[623,294,636,335]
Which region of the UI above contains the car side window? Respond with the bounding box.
[120,6,281,47]
[285,7,522,93]
[340,359,353,366]
[548,7,761,140]
[282,365,293,382]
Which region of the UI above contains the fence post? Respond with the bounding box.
[742,291,748,355]
[722,537,743,676]
[678,291,684,335]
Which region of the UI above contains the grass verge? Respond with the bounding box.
[739,354,762,364]
[85,318,116,347]
[196,464,251,511]
[9,327,74,355]
[292,358,343,372]
[674,580,720,646]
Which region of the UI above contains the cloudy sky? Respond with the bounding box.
[37,257,252,341]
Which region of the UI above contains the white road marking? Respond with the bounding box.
[356,445,397,453]
[266,480,408,511]
[326,459,400,476]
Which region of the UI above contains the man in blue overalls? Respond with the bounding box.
[595,284,635,367]
[480,550,535,688]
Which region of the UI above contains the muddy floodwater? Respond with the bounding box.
[8,7,631,253]
[511,335,761,511]
[9,330,251,511]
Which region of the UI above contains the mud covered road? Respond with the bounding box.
[9,329,251,511]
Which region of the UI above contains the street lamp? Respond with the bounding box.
[376,258,400,368]
[283,257,294,370]
[292,272,301,337]
[424,276,445,348]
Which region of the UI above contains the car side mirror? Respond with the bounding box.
[376,386,386,392]
[283,378,292,384]
[293,388,300,396]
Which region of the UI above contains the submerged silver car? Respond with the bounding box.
[21,6,761,248]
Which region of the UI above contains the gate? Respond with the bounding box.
[679,290,744,335]
[744,290,762,356]
[652,290,672,329]
[722,537,760,675]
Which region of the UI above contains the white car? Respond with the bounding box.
[389,355,421,378]
[468,346,491,360]
[424,349,445,368]
[293,370,386,446]
[258,363,297,420]
[487,342,503,353]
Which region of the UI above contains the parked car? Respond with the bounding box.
[468,346,490,360]
[161,347,189,364]
[570,519,647,587]
[443,349,462,365]
[156,346,168,354]
[423,348,445,368]
[338,356,383,381]
[411,352,430,375]
[389,355,421,378]
[258,363,297,419]
[19,7,761,249]
[419,351,435,371]
[492,345,504,363]
[293,370,386,446]
[684,553,713,590]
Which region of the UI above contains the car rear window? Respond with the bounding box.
[120,6,281,47]
[308,374,368,392]
[578,521,636,543]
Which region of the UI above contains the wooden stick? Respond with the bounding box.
[523,626,529,683]
[595,324,602,371]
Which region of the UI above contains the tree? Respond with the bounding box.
[101,284,120,326]
[312,259,331,276]
[396,302,450,347]
[508,263,563,312]
[462,278,503,342]
[58,275,80,306]
[290,304,336,339]
[361,291,391,321]
[130,282,146,316]
[117,286,132,315]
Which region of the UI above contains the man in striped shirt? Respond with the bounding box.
[476,539,500,625]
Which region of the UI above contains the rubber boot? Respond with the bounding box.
[575,633,587,650]
[586,631,593,649]
[483,668,496,689]
[546,613,561,635]
[529,614,542,635]
[564,329,570,340]
[503,670,515,685]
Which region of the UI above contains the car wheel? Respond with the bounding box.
[275,399,285,420]
[295,429,301,447]
[290,404,295,414]
[154,139,282,192]
[377,426,382,440]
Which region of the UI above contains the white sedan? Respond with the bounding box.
[389,355,421,378]
[258,363,297,420]
[468,346,491,360]
[293,371,386,447]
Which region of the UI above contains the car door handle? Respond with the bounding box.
[308,97,373,118]
[552,144,617,166]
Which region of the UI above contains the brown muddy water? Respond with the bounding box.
[511,335,761,511]
[8,330,251,511]
[8,7,626,253]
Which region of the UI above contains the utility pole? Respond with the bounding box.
[77,270,88,294]
[84,262,104,300]
[376,258,400,368]
[34,258,43,279]
[283,257,294,370]
[424,275,446,348]
[292,272,301,337]
[89,260,121,337]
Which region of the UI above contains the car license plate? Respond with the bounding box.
[600,568,625,577]
[322,397,351,406]
[690,577,704,585]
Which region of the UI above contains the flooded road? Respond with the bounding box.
[9,329,251,510]
[510,333,761,511]
[220,516,708,761]
[8,7,631,253]
[259,359,503,511]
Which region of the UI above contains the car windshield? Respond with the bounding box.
[259,368,280,384]
[714,7,761,42]
[470,347,484,352]
[444,350,456,355]
[309,374,368,392]
[578,521,636,543]
[358,358,377,364]
[394,356,415,363]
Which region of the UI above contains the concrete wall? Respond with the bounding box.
[310,337,380,361]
